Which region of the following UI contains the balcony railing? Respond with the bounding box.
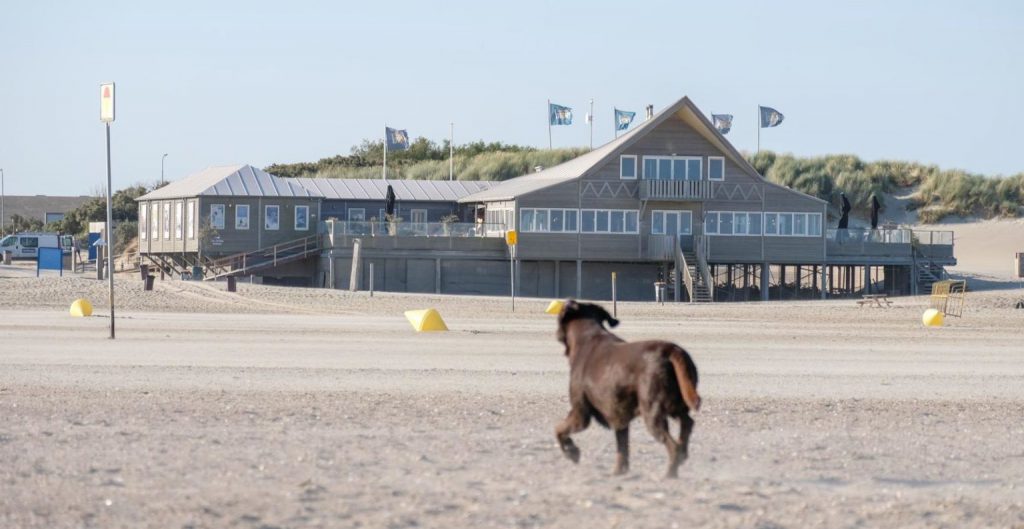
[326,220,506,238]
[640,180,713,200]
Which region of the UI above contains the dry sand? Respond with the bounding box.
[2,252,1024,528]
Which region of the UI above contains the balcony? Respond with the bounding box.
[640,180,713,200]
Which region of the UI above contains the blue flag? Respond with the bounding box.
[385,127,410,151]
[549,103,573,126]
[614,108,636,131]
[759,106,784,128]
[712,114,733,134]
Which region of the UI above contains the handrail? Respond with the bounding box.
[675,242,695,304]
[640,180,713,200]
[205,234,321,278]
[695,235,714,300]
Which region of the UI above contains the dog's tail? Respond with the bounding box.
[665,346,701,412]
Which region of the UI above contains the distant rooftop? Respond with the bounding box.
[290,178,496,202]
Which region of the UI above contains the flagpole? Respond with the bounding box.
[547,99,552,149]
[589,98,594,150]
[614,108,618,139]
[383,125,388,180]
[449,122,454,182]
[756,107,761,154]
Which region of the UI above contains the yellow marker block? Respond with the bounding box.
[70,298,93,317]
[922,308,944,327]
[404,309,448,332]
[545,300,565,315]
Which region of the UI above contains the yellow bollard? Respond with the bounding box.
[404,309,448,332]
[921,308,944,327]
[545,300,565,315]
[70,298,93,318]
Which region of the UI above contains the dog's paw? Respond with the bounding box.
[562,444,581,464]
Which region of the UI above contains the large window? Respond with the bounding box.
[174,201,183,239]
[708,157,725,181]
[619,155,637,180]
[580,209,638,234]
[704,211,762,236]
[139,204,147,240]
[348,208,365,221]
[210,204,225,230]
[763,212,822,237]
[187,201,196,239]
[236,204,250,230]
[295,205,310,230]
[162,203,171,240]
[520,208,578,233]
[642,156,702,181]
[651,210,693,236]
[151,204,159,239]
[265,205,280,230]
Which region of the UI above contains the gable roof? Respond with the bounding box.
[137,164,321,201]
[458,95,825,205]
[290,178,496,202]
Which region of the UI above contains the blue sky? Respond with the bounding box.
[1,1,1021,195]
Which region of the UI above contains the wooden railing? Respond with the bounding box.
[204,234,320,280]
[640,180,713,200]
[695,235,714,300]
[645,235,676,260]
[674,242,695,304]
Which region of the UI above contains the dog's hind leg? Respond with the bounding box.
[613,427,630,475]
[677,413,695,466]
[643,410,681,478]
[555,409,589,464]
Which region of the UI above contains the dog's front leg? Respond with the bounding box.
[555,409,587,463]
[613,427,630,475]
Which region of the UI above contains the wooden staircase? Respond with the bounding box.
[673,241,713,303]
[913,248,946,294]
[203,235,321,280]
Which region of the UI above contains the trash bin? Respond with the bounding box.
[2,251,10,265]
[227,276,237,292]
[191,266,203,281]
[144,276,155,291]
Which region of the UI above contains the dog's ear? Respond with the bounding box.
[556,300,578,346]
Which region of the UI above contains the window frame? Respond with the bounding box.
[708,156,725,181]
[174,201,184,239]
[579,209,640,234]
[762,212,824,238]
[519,208,580,233]
[236,204,251,230]
[641,155,703,181]
[265,204,280,231]
[619,155,637,180]
[295,205,310,231]
[651,210,694,236]
[210,203,225,231]
[704,211,762,236]
[187,200,196,239]
[162,202,171,240]
[347,208,365,222]
[139,204,147,241]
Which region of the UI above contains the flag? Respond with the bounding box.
[549,103,573,126]
[385,127,410,151]
[614,108,636,131]
[712,114,733,134]
[759,106,784,128]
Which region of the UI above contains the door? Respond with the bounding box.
[411,209,427,234]
[19,237,39,257]
[652,210,693,247]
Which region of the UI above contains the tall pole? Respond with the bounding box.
[589,98,594,150]
[382,125,388,181]
[449,122,454,181]
[756,106,761,154]
[161,153,168,186]
[547,99,552,149]
[105,123,115,339]
[1,168,5,235]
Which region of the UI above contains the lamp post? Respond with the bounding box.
[1,168,5,235]
[161,153,168,186]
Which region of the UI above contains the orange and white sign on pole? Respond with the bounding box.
[100,83,115,123]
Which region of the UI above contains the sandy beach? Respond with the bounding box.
[2,254,1024,528]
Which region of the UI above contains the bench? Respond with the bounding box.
[857,294,893,308]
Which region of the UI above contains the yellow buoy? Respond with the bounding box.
[545,300,565,315]
[70,298,93,318]
[404,308,448,332]
[922,308,944,327]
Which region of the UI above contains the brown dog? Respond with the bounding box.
[554,300,701,477]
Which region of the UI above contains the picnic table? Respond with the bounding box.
[857,293,893,308]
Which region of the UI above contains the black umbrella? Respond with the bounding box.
[837,192,851,230]
[870,195,881,230]
[384,184,396,218]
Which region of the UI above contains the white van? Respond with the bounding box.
[0,232,73,259]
